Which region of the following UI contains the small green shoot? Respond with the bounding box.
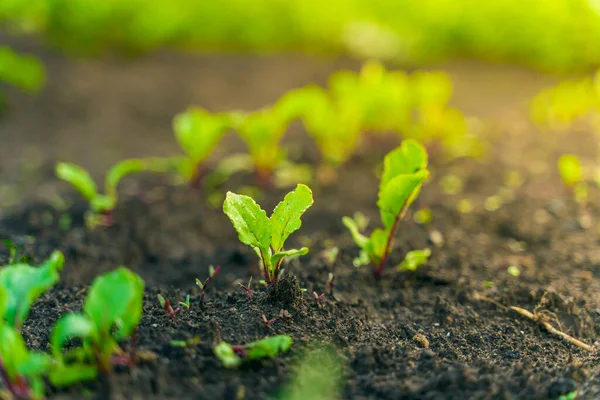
[195,265,221,308]
[56,158,174,228]
[343,139,429,277]
[223,184,313,285]
[214,335,293,368]
[157,294,182,323]
[0,251,65,330]
[238,276,253,301]
[170,336,202,348]
[397,249,431,271]
[50,267,144,386]
[179,295,190,309]
[0,322,51,400]
[172,107,232,187]
[1,237,33,265]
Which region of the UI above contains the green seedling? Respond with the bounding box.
[214,335,292,368]
[398,249,431,271]
[343,139,429,277]
[195,265,221,308]
[170,336,202,348]
[179,295,190,309]
[0,322,51,400]
[232,90,305,186]
[223,184,313,285]
[56,158,174,228]
[1,238,33,265]
[172,107,232,187]
[0,46,45,96]
[50,267,144,386]
[0,251,64,330]
[157,294,182,324]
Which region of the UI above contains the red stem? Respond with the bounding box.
[375,201,411,278]
[260,249,271,285]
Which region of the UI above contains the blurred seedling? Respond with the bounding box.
[56,158,174,229]
[171,107,232,188]
[397,249,431,272]
[50,268,144,387]
[1,237,33,265]
[223,184,313,286]
[214,335,292,368]
[343,139,429,277]
[313,292,325,304]
[170,336,202,348]
[195,265,221,308]
[238,277,253,302]
[262,314,277,328]
[327,272,335,296]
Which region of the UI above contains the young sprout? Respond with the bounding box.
[0,251,64,330]
[313,291,325,304]
[223,184,314,286]
[56,158,174,228]
[195,265,221,308]
[343,139,429,278]
[0,322,51,400]
[397,249,431,271]
[179,295,191,309]
[238,276,253,302]
[327,272,335,296]
[157,294,182,324]
[262,314,277,328]
[170,336,202,348]
[1,238,33,265]
[232,90,305,186]
[50,267,144,387]
[214,335,292,368]
[172,107,232,188]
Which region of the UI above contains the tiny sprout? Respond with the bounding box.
[157,294,181,324]
[214,335,293,368]
[323,247,339,267]
[313,292,325,304]
[196,265,221,308]
[397,249,431,271]
[170,336,202,348]
[327,272,335,294]
[507,265,521,277]
[178,295,191,309]
[262,314,277,328]
[238,276,253,301]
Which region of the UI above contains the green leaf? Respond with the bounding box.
[342,216,370,249]
[271,247,309,268]
[55,162,98,202]
[84,267,144,341]
[104,158,146,198]
[558,154,582,187]
[214,341,242,368]
[270,184,314,251]
[397,249,431,271]
[378,170,429,229]
[48,363,98,387]
[365,228,389,265]
[0,322,30,382]
[50,313,97,360]
[380,139,428,189]
[0,47,45,93]
[245,335,293,360]
[223,191,272,253]
[0,250,65,329]
[173,107,230,163]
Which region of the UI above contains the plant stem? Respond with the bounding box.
[260,249,272,285]
[375,201,411,278]
[188,164,204,189]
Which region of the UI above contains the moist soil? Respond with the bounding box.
[1,39,600,399]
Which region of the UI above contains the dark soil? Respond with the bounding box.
[1,38,600,399]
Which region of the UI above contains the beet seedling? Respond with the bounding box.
[0,250,64,330]
[238,276,253,301]
[214,335,293,368]
[313,291,325,304]
[195,265,221,308]
[262,314,277,328]
[157,294,182,323]
[223,184,314,286]
[0,322,51,400]
[50,268,144,387]
[56,158,174,228]
[343,139,429,277]
[172,107,232,187]
[398,249,431,271]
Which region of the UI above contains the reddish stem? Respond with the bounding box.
[188,164,204,189]
[0,357,31,399]
[255,167,272,188]
[375,201,411,278]
[260,250,272,285]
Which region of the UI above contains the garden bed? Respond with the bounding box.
[1,48,600,399]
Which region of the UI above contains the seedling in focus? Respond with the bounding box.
[195,265,221,308]
[343,139,429,277]
[157,294,182,323]
[223,184,314,286]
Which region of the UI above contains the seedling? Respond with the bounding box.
[179,295,191,309]
[171,107,232,187]
[1,238,32,265]
[313,292,325,304]
[157,294,182,323]
[195,265,221,308]
[327,272,335,295]
[0,322,51,400]
[397,249,431,271]
[56,158,174,228]
[223,184,314,285]
[343,139,429,277]
[50,267,144,386]
[170,336,202,348]
[0,251,64,330]
[214,335,293,368]
[262,314,277,328]
[238,276,253,301]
